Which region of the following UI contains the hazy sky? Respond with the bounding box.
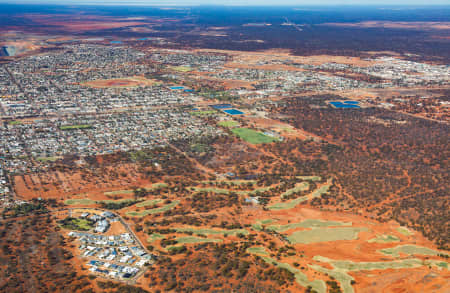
[2,0,449,6]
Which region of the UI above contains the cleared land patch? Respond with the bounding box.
[287,227,368,244]
[231,128,279,144]
[82,76,156,88]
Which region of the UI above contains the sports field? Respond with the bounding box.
[231,128,279,144]
[218,120,239,127]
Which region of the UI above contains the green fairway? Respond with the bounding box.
[287,227,368,244]
[201,179,255,186]
[296,176,322,181]
[311,255,447,293]
[282,182,309,198]
[175,227,248,236]
[252,219,277,231]
[59,124,92,130]
[126,200,179,217]
[8,120,22,125]
[267,196,309,210]
[314,255,423,271]
[256,256,326,293]
[175,236,222,244]
[396,227,413,236]
[246,246,269,255]
[104,189,134,196]
[64,199,96,205]
[231,128,279,144]
[309,264,354,293]
[136,199,162,208]
[148,233,165,242]
[267,219,352,233]
[192,187,230,194]
[268,183,331,210]
[368,234,400,243]
[379,245,444,257]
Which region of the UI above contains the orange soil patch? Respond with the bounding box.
[353,267,450,293]
[22,14,147,32]
[82,76,156,88]
[194,48,378,67]
[13,164,151,201]
[243,116,308,140]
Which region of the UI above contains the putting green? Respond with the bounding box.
[267,219,352,233]
[287,227,368,244]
